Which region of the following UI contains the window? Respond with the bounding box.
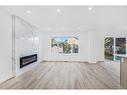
[104,37,126,61]
[104,37,114,60]
[51,36,79,54]
[116,38,126,54]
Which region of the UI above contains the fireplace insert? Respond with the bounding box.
[20,54,37,68]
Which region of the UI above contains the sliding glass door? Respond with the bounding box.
[104,37,126,61]
[115,38,126,60]
[115,38,126,54]
[105,37,114,61]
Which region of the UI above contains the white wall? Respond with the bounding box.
[0,9,13,83]
[38,30,43,62]
[40,30,105,63]
[3,6,127,63]
[0,8,42,83]
[88,31,104,63]
[15,16,39,76]
[41,31,90,62]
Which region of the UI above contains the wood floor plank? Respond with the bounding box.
[0,61,121,89]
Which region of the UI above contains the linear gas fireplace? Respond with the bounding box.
[20,54,37,68]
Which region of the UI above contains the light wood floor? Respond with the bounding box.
[0,61,121,89]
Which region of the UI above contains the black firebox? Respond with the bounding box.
[20,54,37,68]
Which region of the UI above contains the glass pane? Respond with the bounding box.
[51,36,79,54]
[104,37,114,60]
[115,38,126,54]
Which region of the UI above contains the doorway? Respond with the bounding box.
[104,37,126,62]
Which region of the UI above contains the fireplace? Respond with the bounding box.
[20,54,37,68]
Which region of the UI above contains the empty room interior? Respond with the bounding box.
[0,6,127,89]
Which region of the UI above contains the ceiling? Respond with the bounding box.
[2,6,127,32]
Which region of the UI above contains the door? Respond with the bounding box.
[115,38,126,61]
[104,37,114,61]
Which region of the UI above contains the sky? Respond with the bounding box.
[53,36,78,42]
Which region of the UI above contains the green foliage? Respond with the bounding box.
[63,43,71,53]
[105,52,114,60]
[105,37,113,47]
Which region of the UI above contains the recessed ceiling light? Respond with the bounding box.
[88,7,93,11]
[56,8,61,12]
[27,10,31,14]
[47,27,51,31]
[62,27,65,30]
[77,27,81,30]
